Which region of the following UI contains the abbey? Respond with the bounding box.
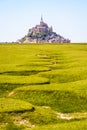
[18,17,70,43]
[28,16,53,35]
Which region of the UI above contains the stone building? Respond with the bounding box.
[18,17,70,43]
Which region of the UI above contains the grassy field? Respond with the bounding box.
[0,43,87,130]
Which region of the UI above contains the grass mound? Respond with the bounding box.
[11,89,87,113]
[39,67,87,83]
[0,75,49,85]
[0,98,34,113]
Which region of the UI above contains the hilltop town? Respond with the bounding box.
[18,17,70,43]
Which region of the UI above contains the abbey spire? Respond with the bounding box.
[41,15,43,22]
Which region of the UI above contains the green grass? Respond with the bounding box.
[11,89,87,113]
[0,43,87,129]
[30,119,87,130]
[0,98,34,113]
[0,75,49,84]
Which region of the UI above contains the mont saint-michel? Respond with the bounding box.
[18,17,70,43]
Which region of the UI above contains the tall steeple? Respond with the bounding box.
[41,15,43,22]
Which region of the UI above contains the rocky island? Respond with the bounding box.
[18,17,70,43]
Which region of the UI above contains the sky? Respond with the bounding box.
[0,0,87,42]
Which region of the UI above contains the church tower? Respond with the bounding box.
[40,15,48,28]
[41,15,43,22]
[40,15,44,25]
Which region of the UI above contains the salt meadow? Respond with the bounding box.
[0,43,87,130]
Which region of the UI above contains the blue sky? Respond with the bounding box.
[0,0,87,42]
